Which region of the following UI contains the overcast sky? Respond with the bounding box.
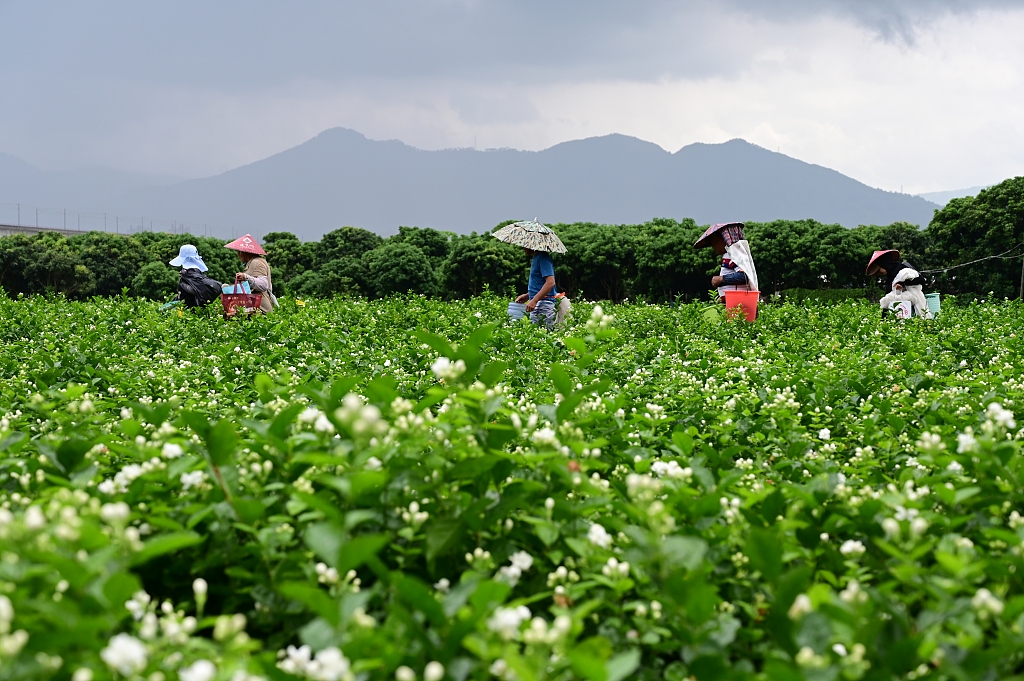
[1,0,1022,193]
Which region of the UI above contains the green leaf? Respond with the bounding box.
[606,649,640,681]
[746,529,783,581]
[206,419,237,466]
[549,364,576,397]
[671,430,693,455]
[56,437,92,474]
[233,496,265,524]
[337,534,389,574]
[479,361,508,387]
[395,574,447,628]
[279,582,340,626]
[662,535,708,572]
[131,532,205,566]
[569,636,612,681]
[414,330,455,358]
[426,518,465,562]
[305,522,345,567]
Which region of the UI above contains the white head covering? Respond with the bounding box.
[169,244,208,272]
[726,240,759,292]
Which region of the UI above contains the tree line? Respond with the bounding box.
[1,176,1022,302]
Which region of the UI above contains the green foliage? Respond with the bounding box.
[132,262,180,300]
[927,177,1024,297]
[1,295,1024,680]
[362,241,435,297]
[779,288,869,304]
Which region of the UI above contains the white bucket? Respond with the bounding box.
[888,300,913,319]
[507,302,527,320]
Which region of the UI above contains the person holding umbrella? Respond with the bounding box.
[493,219,568,329]
[225,234,278,314]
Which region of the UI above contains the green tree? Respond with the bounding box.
[633,218,714,301]
[71,231,150,297]
[263,231,309,295]
[926,177,1024,297]
[132,262,180,300]
[362,242,435,298]
[555,222,636,301]
[316,227,383,266]
[440,233,525,298]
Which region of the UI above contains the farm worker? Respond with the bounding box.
[693,222,759,298]
[225,234,278,314]
[867,250,931,318]
[169,244,221,308]
[491,219,569,329]
[516,248,561,328]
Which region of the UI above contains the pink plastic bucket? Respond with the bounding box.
[724,290,759,322]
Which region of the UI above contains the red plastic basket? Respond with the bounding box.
[221,275,262,317]
[724,290,759,322]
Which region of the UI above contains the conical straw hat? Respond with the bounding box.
[492,219,567,254]
[224,234,266,255]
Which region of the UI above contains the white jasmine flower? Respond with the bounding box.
[100,633,148,676]
[100,502,131,525]
[818,428,831,440]
[508,551,534,572]
[839,540,866,557]
[487,605,531,640]
[987,403,1016,429]
[161,443,184,459]
[180,470,207,491]
[957,429,977,453]
[424,661,445,681]
[179,659,217,681]
[787,594,812,620]
[587,523,613,549]
[972,588,1004,618]
[396,665,416,681]
[24,506,46,530]
[881,517,900,540]
[365,456,383,471]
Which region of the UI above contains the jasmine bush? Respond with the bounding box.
[1,293,1023,680]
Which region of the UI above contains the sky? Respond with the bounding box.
[1,0,1023,194]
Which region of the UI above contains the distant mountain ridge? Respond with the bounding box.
[916,186,990,207]
[2,129,940,239]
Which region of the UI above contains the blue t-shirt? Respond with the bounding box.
[528,252,557,299]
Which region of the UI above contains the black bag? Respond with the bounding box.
[178,269,222,308]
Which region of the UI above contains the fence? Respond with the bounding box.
[0,202,265,242]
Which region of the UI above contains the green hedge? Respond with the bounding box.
[779,287,871,304]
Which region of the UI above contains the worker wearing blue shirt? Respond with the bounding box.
[516,248,558,328]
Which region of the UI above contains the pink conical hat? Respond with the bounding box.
[866,249,899,274]
[225,234,266,255]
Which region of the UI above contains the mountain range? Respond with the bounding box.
[1,129,942,240]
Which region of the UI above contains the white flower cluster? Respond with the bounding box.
[522,614,572,644]
[651,460,693,480]
[334,394,386,437]
[971,588,1004,619]
[840,580,869,605]
[915,431,945,453]
[181,470,208,492]
[431,357,466,382]
[98,458,164,495]
[720,496,742,523]
[0,595,28,659]
[787,594,812,620]
[497,551,534,586]
[587,523,613,549]
[601,557,630,578]
[546,565,580,587]
[626,473,662,502]
[839,540,866,557]
[957,428,978,453]
[298,407,335,434]
[487,605,532,640]
[401,501,429,527]
[584,305,614,331]
[100,633,147,676]
[984,402,1016,432]
[278,645,353,681]
[531,427,559,448]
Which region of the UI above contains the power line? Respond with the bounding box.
[919,241,1024,274]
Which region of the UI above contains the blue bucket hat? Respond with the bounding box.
[169,244,208,272]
